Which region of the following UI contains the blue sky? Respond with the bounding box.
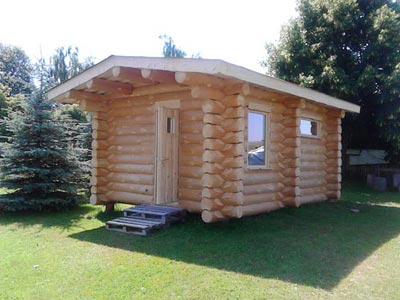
[0,0,297,73]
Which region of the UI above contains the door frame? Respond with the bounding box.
[154,100,180,205]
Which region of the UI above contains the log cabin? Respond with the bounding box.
[48,56,360,223]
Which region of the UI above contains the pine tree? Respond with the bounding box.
[0,90,84,211]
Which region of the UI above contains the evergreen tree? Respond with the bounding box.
[0,90,84,211]
[160,35,187,58]
[264,0,400,159]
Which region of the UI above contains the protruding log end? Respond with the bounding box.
[201,210,225,223]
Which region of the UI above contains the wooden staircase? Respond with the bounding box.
[106,205,187,236]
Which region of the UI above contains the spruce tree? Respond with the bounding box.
[0,90,84,211]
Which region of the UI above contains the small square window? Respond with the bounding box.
[300,119,319,137]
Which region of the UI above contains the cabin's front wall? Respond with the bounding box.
[90,98,156,205]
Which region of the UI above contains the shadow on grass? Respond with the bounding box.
[70,199,400,290]
[0,205,99,231]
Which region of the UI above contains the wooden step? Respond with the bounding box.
[106,205,187,235]
[123,204,187,224]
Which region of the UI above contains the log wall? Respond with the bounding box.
[178,98,204,213]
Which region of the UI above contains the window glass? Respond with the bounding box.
[248,112,266,166]
[300,119,318,136]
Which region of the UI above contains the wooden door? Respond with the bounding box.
[155,107,179,204]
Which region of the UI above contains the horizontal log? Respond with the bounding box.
[203,124,225,139]
[326,166,341,174]
[224,95,246,108]
[109,164,154,174]
[91,185,108,194]
[180,166,202,179]
[109,115,154,127]
[240,201,283,217]
[221,206,243,218]
[202,187,224,199]
[92,167,109,177]
[179,188,201,202]
[281,138,300,148]
[107,144,154,155]
[180,121,203,134]
[131,84,189,97]
[280,186,301,197]
[180,155,203,167]
[221,192,244,205]
[86,78,132,95]
[242,192,276,205]
[244,182,284,195]
[107,173,153,185]
[326,190,341,199]
[204,138,224,151]
[80,99,107,112]
[191,86,224,101]
[222,168,244,181]
[299,178,327,189]
[106,191,153,204]
[90,176,108,186]
[175,72,226,89]
[202,174,224,188]
[201,210,226,223]
[107,154,153,164]
[111,66,154,85]
[202,100,225,115]
[180,144,203,156]
[109,124,155,136]
[298,194,327,206]
[181,110,203,122]
[222,143,244,157]
[108,107,154,118]
[204,113,224,126]
[222,156,244,168]
[222,131,244,144]
[203,150,225,163]
[108,182,153,195]
[223,83,250,96]
[179,177,202,189]
[223,118,245,132]
[181,98,203,110]
[222,180,243,193]
[300,186,325,197]
[203,162,224,175]
[282,118,300,127]
[300,170,326,179]
[326,183,341,191]
[224,106,245,119]
[92,119,108,131]
[301,154,326,162]
[282,167,301,177]
[141,69,176,84]
[242,172,283,185]
[282,177,299,187]
[179,200,202,213]
[92,159,108,168]
[181,133,203,144]
[108,134,154,145]
[92,130,108,140]
[326,150,341,159]
[110,90,192,107]
[201,198,224,210]
[326,173,341,183]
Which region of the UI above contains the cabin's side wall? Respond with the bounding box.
[298,102,343,205]
[242,100,286,215]
[299,102,328,205]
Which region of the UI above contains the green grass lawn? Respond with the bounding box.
[0,181,399,300]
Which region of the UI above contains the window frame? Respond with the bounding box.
[246,107,271,170]
[300,118,321,139]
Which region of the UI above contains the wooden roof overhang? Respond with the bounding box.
[47,56,360,114]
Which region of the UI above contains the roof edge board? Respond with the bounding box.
[48,56,360,113]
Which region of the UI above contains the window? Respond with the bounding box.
[300,119,319,137]
[166,117,174,133]
[247,111,268,168]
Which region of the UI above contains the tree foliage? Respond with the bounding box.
[0,43,33,96]
[0,90,84,211]
[160,35,187,58]
[264,0,400,158]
